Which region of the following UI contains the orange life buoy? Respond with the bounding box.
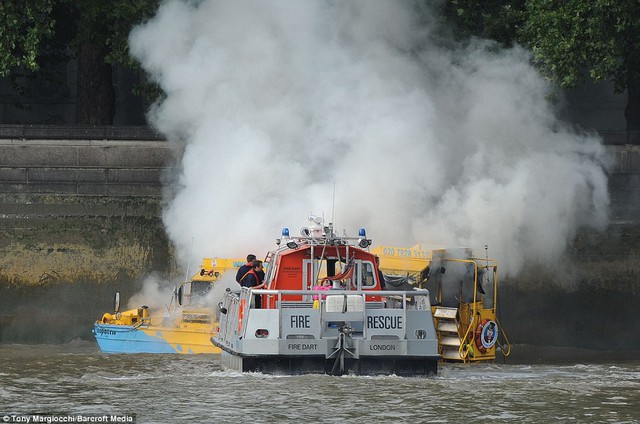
[238,298,246,333]
[474,319,498,353]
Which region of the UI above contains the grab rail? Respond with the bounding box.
[219,288,432,342]
[495,317,512,357]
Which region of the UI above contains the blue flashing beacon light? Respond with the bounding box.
[359,228,366,238]
[282,227,290,238]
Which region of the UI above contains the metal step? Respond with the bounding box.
[433,307,458,320]
[440,336,461,347]
[437,322,458,333]
[442,348,464,361]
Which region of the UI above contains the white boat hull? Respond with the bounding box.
[212,289,440,376]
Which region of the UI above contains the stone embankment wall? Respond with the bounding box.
[0,136,179,341]
[0,135,639,351]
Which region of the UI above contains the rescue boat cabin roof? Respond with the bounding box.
[275,242,377,262]
[266,242,382,293]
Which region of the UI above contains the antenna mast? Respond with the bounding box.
[331,182,336,228]
[185,236,195,282]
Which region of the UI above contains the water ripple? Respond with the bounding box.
[1,344,640,423]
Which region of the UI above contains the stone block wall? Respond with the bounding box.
[0,138,176,198]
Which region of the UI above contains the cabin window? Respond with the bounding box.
[360,261,376,288]
[191,281,212,298]
[188,281,212,306]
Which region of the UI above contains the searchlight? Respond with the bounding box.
[358,227,371,248]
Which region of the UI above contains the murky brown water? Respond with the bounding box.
[1,342,639,423]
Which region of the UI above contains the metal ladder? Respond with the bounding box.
[433,306,465,362]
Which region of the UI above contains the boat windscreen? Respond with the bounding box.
[190,281,213,305]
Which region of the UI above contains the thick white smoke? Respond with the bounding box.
[126,274,175,310]
[129,0,609,277]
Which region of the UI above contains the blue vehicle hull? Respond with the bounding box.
[93,323,218,354]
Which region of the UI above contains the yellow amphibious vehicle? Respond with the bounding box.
[93,258,243,354]
[372,245,511,362]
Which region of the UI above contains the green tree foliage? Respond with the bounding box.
[441,0,640,132]
[0,0,159,124]
[0,0,158,75]
[522,1,640,93]
[440,0,525,46]
[69,0,159,67]
[69,0,160,124]
[0,1,55,77]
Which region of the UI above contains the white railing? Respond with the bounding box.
[217,288,432,342]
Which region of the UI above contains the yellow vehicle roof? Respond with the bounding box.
[370,245,431,275]
[191,257,245,281]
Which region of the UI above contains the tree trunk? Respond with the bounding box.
[624,57,640,143]
[75,42,114,125]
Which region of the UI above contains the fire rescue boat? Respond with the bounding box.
[93,258,242,354]
[211,217,441,376]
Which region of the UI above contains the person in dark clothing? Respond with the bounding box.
[238,260,266,308]
[375,256,386,289]
[236,254,257,283]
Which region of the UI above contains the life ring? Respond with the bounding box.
[474,319,498,353]
[238,299,246,333]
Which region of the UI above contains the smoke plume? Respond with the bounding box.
[129,0,609,277]
[126,274,175,310]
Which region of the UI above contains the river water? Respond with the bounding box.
[1,342,639,423]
